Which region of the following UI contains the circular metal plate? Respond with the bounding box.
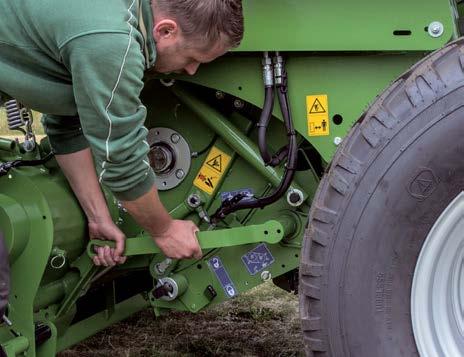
[147,128,191,191]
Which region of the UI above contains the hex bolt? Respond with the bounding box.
[215,91,225,100]
[187,194,201,208]
[175,169,185,179]
[261,270,272,281]
[287,189,304,207]
[334,137,343,146]
[233,99,244,109]
[428,21,444,38]
[154,258,173,275]
[170,134,180,144]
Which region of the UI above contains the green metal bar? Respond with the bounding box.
[56,294,149,352]
[171,85,307,198]
[1,336,29,356]
[55,257,98,318]
[88,220,284,258]
[0,138,16,152]
[34,272,80,311]
[168,200,194,220]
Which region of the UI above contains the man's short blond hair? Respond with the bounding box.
[153,0,244,48]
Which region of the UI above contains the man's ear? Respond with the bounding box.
[153,19,179,43]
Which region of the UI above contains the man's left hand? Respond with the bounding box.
[89,220,127,266]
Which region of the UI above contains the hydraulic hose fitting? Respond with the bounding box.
[273,53,285,87]
[258,52,276,166]
[262,52,274,88]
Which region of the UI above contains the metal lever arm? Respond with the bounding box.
[87,220,284,258]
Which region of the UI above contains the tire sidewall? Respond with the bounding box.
[301,39,464,357]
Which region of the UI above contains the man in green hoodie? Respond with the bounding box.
[0,0,244,266]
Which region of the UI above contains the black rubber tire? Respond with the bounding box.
[300,37,464,356]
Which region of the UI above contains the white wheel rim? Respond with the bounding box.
[412,192,464,356]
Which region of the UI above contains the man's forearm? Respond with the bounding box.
[121,186,173,236]
[56,149,172,237]
[56,148,112,223]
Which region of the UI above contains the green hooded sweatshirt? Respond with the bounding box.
[0,0,157,201]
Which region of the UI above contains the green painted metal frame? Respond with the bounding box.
[163,53,427,163]
[237,0,456,51]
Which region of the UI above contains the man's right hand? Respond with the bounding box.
[122,186,202,260]
[152,220,202,260]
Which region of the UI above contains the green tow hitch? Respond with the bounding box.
[87,219,285,257]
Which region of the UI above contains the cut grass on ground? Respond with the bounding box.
[60,282,304,357]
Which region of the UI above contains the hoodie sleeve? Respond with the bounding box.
[58,32,155,201]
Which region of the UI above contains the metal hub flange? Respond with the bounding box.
[147,127,191,191]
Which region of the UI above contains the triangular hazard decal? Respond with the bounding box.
[309,98,327,114]
[206,155,222,172]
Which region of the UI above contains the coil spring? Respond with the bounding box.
[5,99,30,130]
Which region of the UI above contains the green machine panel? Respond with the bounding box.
[237,0,456,51]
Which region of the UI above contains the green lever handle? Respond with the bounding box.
[87,220,284,258]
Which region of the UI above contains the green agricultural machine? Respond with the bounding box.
[2,1,464,356]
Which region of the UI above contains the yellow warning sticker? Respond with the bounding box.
[194,146,232,195]
[306,94,330,137]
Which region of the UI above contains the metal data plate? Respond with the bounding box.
[241,243,275,276]
[237,0,455,51]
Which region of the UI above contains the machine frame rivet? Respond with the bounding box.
[334,137,343,146]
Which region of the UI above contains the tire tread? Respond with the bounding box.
[300,38,464,356]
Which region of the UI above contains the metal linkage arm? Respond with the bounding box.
[87,220,285,258]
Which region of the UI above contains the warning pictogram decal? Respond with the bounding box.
[309,98,327,114]
[206,155,223,173]
[194,146,231,195]
[306,94,330,137]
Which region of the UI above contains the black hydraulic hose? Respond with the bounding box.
[211,77,298,222]
[0,152,54,177]
[257,86,275,165]
[276,84,298,174]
